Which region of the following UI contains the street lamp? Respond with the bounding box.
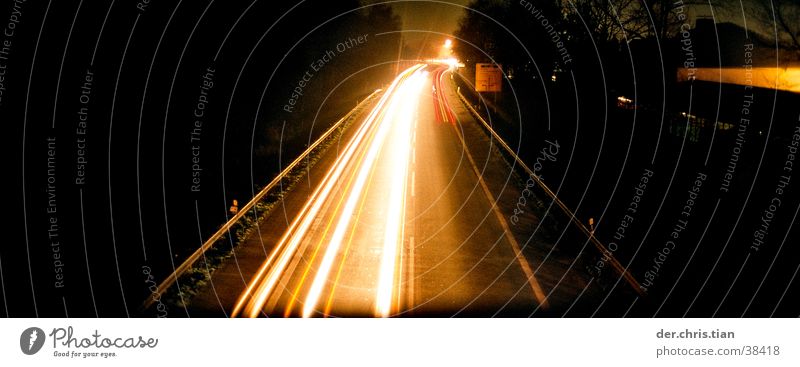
[440,39,454,59]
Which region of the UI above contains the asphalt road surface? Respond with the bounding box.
[190,63,620,317]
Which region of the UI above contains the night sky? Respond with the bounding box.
[365,0,471,57]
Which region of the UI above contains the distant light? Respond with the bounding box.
[616,96,635,110]
[424,58,464,69]
[443,57,460,68]
[678,67,800,93]
[444,39,453,49]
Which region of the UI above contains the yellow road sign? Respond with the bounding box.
[475,63,502,92]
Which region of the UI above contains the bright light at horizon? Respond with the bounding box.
[678,66,800,93]
[444,39,453,49]
[424,58,463,69]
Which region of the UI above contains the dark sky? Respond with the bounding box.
[364,0,472,58]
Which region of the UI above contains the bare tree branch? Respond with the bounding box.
[743,0,800,57]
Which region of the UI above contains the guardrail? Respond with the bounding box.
[455,85,644,296]
[141,89,383,311]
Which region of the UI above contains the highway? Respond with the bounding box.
[191,63,604,317]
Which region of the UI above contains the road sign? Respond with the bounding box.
[475,63,502,92]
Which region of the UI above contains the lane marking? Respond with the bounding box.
[307,66,425,318]
[411,171,416,197]
[444,71,549,309]
[322,133,384,317]
[406,105,419,314]
[453,83,642,295]
[375,69,426,317]
[408,236,415,310]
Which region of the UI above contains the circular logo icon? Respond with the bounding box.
[20,327,46,355]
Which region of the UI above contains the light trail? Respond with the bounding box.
[375,70,427,317]
[233,64,427,318]
[304,68,428,318]
[433,68,456,124]
[231,67,411,318]
[281,87,398,316]
[300,79,402,317]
